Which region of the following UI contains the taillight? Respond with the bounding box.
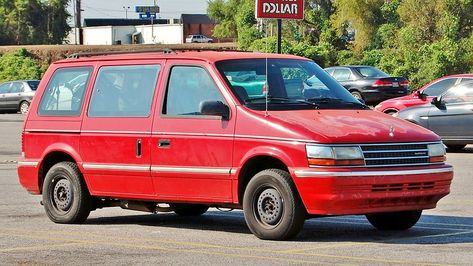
[21,130,25,158]
[372,79,393,87]
[400,80,410,87]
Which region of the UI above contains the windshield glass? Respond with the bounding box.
[216,59,366,110]
[355,67,389,78]
[27,80,40,91]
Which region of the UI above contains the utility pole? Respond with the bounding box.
[75,0,82,44]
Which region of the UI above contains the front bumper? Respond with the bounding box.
[291,166,453,216]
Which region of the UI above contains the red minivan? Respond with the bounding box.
[18,51,453,240]
[375,74,473,114]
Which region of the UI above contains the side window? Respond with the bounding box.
[459,78,473,84]
[423,78,457,96]
[332,68,353,81]
[39,67,92,116]
[88,65,160,117]
[442,82,473,104]
[164,66,225,116]
[0,83,11,94]
[10,82,24,93]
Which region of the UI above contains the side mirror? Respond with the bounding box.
[416,91,427,100]
[431,96,442,107]
[200,101,230,120]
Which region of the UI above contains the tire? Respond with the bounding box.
[446,144,466,151]
[366,210,422,231]
[19,101,30,114]
[42,162,92,224]
[350,91,363,100]
[172,204,209,216]
[243,169,305,240]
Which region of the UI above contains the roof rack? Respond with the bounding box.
[67,48,175,59]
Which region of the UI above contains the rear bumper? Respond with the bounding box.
[291,166,453,216]
[17,161,40,194]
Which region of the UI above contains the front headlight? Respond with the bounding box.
[306,145,365,166]
[428,143,446,163]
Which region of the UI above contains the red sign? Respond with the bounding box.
[256,0,304,20]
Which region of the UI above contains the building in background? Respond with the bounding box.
[67,14,222,45]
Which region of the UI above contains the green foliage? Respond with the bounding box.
[0,48,41,82]
[0,0,70,45]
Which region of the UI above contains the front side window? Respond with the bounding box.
[216,59,365,111]
[164,66,225,116]
[88,65,160,117]
[39,67,92,116]
[442,81,473,104]
[423,78,457,96]
[10,82,24,93]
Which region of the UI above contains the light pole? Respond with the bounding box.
[122,6,130,19]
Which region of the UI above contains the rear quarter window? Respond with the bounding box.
[38,67,92,116]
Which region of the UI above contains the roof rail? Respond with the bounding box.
[67,48,175,59]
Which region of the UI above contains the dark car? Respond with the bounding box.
[325,66,409,104]
[397,81,473,151]
[0,80,40,114]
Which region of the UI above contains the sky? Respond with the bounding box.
[69,0,209,22]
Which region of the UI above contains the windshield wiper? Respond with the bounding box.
[306,97,370,109]
[245,96,319,108]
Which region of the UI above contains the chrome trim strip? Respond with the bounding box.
[307,141,441,147]
[230,169,237,175]
[17,161,39,167]
[83,164,150,172]
[81,130,151,135]
[26,129,80,133]
[308,162,444,168]
[295,166,453,177]
[363,149,429,153]
[151,166,231,175]
[153,132,234,138]
[234,134,313,143]
[152,132,312,143]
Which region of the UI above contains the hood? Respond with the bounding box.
[262,109,440,144]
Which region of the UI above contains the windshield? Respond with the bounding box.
[355,67,389,78]
[27,80,40,91]
[216,59,366,110]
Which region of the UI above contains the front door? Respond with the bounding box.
[428,82,473,140]
[151,63,235,203]
[80,62,162,198]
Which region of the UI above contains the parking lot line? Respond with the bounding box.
[0,242,84,252]
[0,227,462,266]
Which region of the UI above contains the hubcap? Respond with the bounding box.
[20,103,29,114]
[256,188,283,226]
[52,178,72,211]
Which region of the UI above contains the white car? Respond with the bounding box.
[185,35,213,43]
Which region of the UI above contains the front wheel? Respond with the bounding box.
[19,101,30,114]
[243,169,305,240]
[42,162,92,224]
[366,210,422,231]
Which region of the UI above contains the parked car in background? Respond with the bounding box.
[0,80,40,114]
[397,81,473,151]
[324,66,409,104]
[185,35,213,43]
[375,74,473,115]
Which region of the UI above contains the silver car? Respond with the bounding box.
[397,80,473,151]
[0,80,40,114]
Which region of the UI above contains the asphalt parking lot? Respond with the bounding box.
[1,113,472,265]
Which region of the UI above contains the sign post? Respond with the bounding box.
[255,0,305,54]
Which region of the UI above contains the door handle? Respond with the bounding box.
[158,139,170,148]
[136,139,142,157]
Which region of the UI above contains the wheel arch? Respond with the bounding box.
[38,146,82,194]
[237,149,294,204]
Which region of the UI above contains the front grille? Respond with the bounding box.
[360,142,434,167]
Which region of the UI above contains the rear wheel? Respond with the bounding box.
[446,144,466,151]
[350,91,363,100]
[42,162,92,224]
[172,204,209,216]
[19,101,30,114]
[243,169,305,240]
[366,210,422,231]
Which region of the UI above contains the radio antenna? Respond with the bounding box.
[264,19,269,117]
